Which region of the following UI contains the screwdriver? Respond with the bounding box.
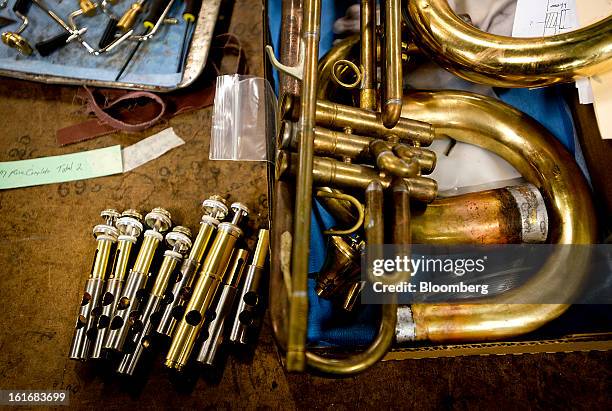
[176,0,200,73]
[114,0,171,81]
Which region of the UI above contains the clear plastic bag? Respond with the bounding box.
[209,75,277,161]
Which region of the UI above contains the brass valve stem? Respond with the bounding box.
[78,0,97,16]
[90,209,144,359]
[116,1,143,31]
[165,203,249,371]
[103,207,171,352]
[156,196,229,337]
[68,209,120,360]
[117,226,192,375]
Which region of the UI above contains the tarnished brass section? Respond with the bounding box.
[117,2,143,31]
[165,203,249,371]
[117,226,192,375]
[315,236,362,299]
[281,121,436,174]
[277,151,437,203]
[412,185,548,244]
[91,209,144,359]
[104,207,171,352]
[360,0,376,110]
[370,140,419,178]
[381,0,402,128]
[1,32,32,55]
[404,0,612,87]
[286,0,322,373]
[315,187,359,227]
[399,90,596,342]
[69,209,120,361]
[305,180,397,374]
[157,196,229,337]
[79,0,97,16]
[281,94,435,146]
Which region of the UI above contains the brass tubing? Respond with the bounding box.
[277,151,437,203]
[382,0,402,128]
[370,139,420,178]
[400,90,596,342]
[404,0,612,87]
[280,121,436,174]
[360,0,376,110]
[305,180,397,374]
[287,0,321,372]
[411,185,547,244]
[280,0,303,95]
[281,94,435,146]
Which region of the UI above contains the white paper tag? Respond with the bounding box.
[512,0,578,37]
[122,127,185,172]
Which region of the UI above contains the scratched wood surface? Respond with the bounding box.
[0,0,610,409]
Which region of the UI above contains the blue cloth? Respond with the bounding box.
[0,1,188,87]
[495,87,575,153]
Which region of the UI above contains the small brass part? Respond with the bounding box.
[331,59,362,90]
[156,196,229,337]
[118,226,192,375]
[165,203,249,371]
[315,236,362,299]
[104,207,171,352]
[1,31,32,55]
[79,0,97,16]
[370,139,420,178]
[315,190,364,236]
[90,209,144,359]
[68,209,120,360]
[117,2,143,31]
[281,94,435,146]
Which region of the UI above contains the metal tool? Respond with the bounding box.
[104,207,171,352]
[176,0,200,72]
[165,202,249,371]
[68,209,120,361]
[90,209,143,359]
[156,195,229,337]
[315,235,362,300]
[29,0,96,55]
[98,0,121,48]
[228,229,269,345]
[117,226,192,375]
[195,248,249,366]
[114,0,174,81]
[1,0,33,55]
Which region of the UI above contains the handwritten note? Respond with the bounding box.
[0,146,123,190]
[512,0,578,37]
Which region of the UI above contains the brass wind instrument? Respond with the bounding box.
[268,0,602,375]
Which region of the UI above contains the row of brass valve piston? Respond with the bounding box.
[68,198,269,376]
